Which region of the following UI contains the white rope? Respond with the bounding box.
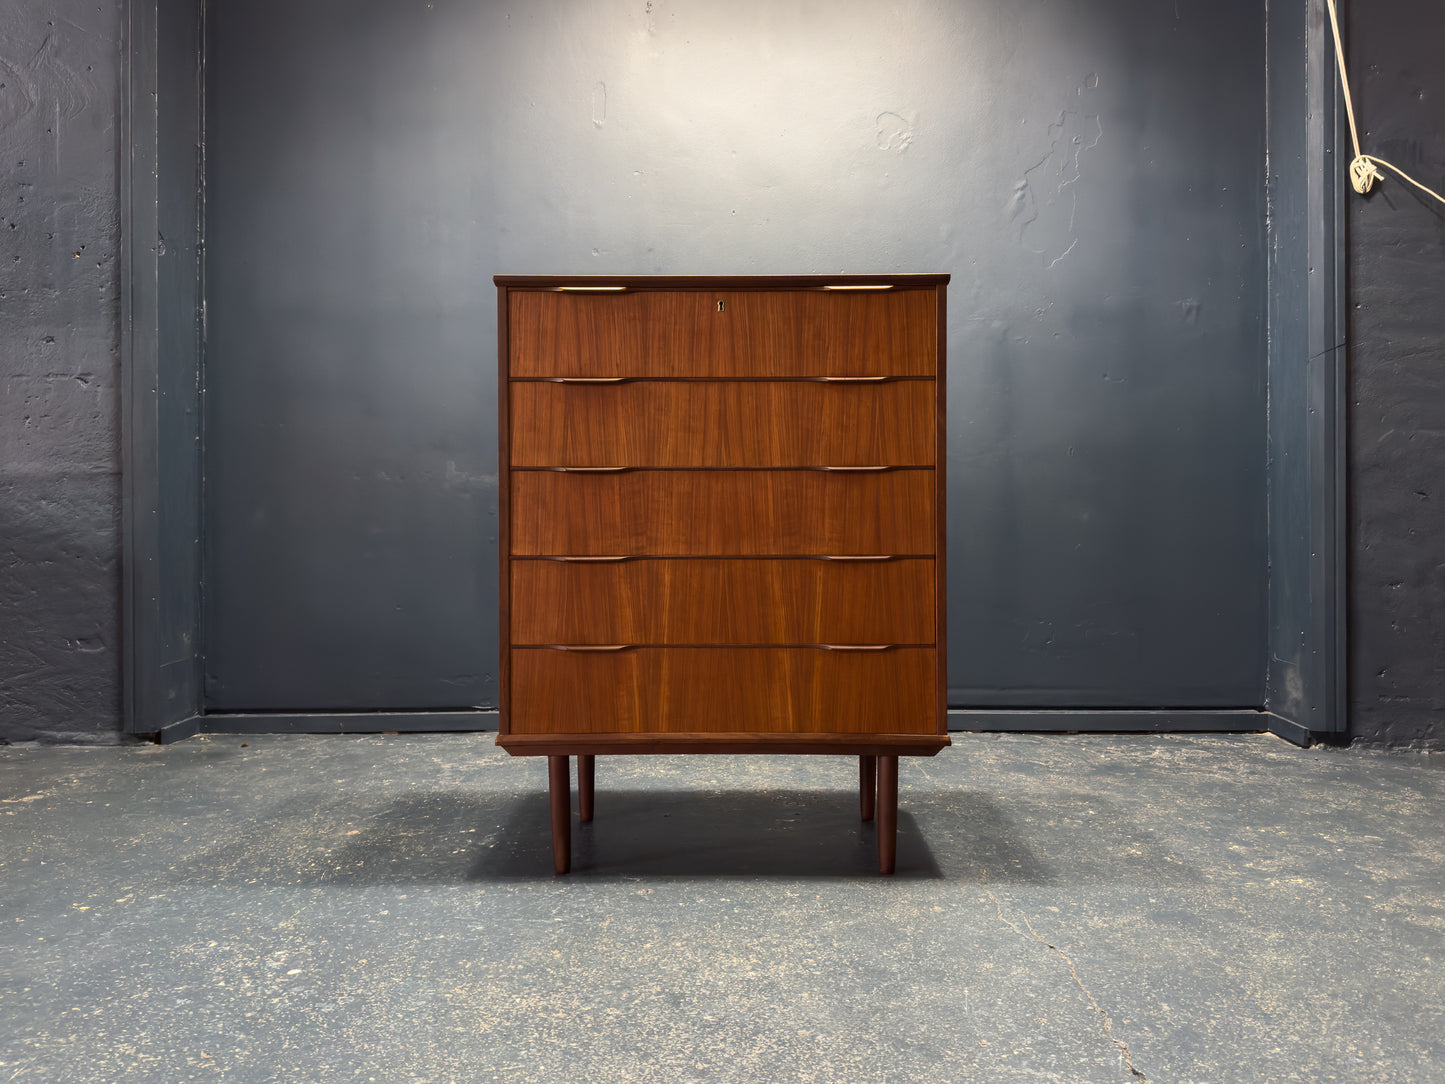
[1324,0,1445,205]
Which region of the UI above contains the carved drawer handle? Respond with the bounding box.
[816,465,894,472]
[814,375,892,383]
[542,644,635,652]
[545,466,634,473]
[815,555,898,562]
[543,377,631,384]
[816,644,896,652]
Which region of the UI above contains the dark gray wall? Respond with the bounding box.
[0,2,123,743]
[202,0,1266,716]
[3,0,1442,744]
[202,0,500,711]
[1346,0,1445,747]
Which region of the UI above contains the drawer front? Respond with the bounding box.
[509,469,934,556]
[509,646,937,735]
[509,379,934,468]
[511,557,934,645]
[508,289,937,378]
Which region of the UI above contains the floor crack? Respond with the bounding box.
[979,873,1147,1083]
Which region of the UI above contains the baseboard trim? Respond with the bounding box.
[947,709,1271,733]
[152,708,1302,743]
[150,715,203,744]
[1262,712,1314,747]
[163,710,500,738]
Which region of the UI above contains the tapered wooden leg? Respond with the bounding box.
[877,755,899,874]
[548,755,571,874]
[860,755,877,821]
[578,754,595,823]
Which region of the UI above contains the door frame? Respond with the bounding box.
[120,0,1346,744]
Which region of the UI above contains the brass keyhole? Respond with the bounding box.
[717,300,725,312]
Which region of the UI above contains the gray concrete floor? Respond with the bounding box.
[1,732,1442,1083]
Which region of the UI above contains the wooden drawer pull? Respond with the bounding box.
[815,465,895,472]
[814,554,900,562]
[536,555,635,563]
[542,377,631,384]
[539,644,634,652]
[813,375,892,383]
[541,466,634,473]
[816,644,896,652]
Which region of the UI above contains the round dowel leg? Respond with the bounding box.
[578,754,595,823]
[548,755,571,874]
[860,755,877,821]
[877,755,899,875]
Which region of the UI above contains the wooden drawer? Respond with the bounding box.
[509,379,935,468]
[508,646,937,734]
[511,557,935,645]
[509,468,934,556]
[508,289,937,378]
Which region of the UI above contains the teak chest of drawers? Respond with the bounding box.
[495,274,949,874]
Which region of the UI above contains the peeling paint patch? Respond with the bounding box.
[1011,76,1103,269]
[875,111,914,153]
[443,460,499,493]
[591,81,606,128]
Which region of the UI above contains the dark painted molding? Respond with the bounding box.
[150,711,500,743]
[948,710,1270,734]
[121,0,205,735]
[1261,0,1349,743]
[123,1,1344,741]
[1310,0,1350,738]
[120,0,161,734]
[1263,712,1313,748]
[150,709,1299,747]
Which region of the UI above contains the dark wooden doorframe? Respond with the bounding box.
[119,0,1346,744]
[1259,0,1351,744]
[121,0,204,741]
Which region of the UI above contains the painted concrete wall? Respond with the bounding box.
[1,1,1441,744]
[1346,0,1445,746]
[201,0,1267,718]
[0,3,123,743]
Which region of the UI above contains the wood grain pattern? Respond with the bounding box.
[498,286,513,733]
[548,756,570,873]
[498,733,950,756]
[496,275,949,761]
[934,283,948,734]
[495,275,950,289]
[578,754,594,822]
[877,754,899,874]
[511,557,935,644]
[509,289,937,378]
[509,647,937,735]
[509,379,935,467]
[509,469,934,555]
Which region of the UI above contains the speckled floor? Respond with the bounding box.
[1,732,1442,1083]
